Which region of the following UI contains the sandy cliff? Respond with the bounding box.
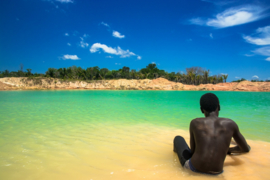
[0,77,269,91]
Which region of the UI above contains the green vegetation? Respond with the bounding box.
[1,63,267,84]
[232,78,269,82]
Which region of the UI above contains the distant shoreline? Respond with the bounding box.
[0,77,270,92]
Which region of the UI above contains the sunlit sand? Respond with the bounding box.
[0,123,269,180]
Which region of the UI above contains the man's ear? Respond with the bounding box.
[218,104,220,111]
[200,107,204,114]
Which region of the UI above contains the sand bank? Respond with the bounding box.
[0,77,270,91]
[0,123,269,180]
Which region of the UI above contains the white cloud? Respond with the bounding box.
[115,63,121,65]
[79,37,89,48]
[56,0,73,3]
[210,33,213,39]
[83,34,89,38]
[101,22,110,27]
[266,57,270,61]
[190,18,205,26]
[190,5,266,28]
[106,56,113,58]
[65,33,69,36]
[90,43,138,58]
[244,54,254,57]
[252,75,259,79]
[235,76,240,79]
[221,73,227,75]
[61,54,80,60]
[67,43,71,46]
[112,31,125,39]
[137,56,142,60]
[253,46,270,56]
[243,26,270,45]
[152,62,156,64]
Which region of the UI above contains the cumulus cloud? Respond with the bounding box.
[56,0,73,3]
[112,31,125,39]
[243,26,270,45]
[65,33,69,36]
[190,5,267,28]
[137,56,142,60]
[106,56,113,58]
[266,57,270,61]
[90,43,139,58]
[252,75,259,79]
[61,54,80,60]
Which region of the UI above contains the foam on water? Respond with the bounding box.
[0,91,270,180]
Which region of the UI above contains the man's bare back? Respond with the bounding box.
[174,93,250,174]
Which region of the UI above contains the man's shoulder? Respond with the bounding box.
[218,117,237,125]
[190,118,205,126]
[190,117,237,126]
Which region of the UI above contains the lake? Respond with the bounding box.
[0,91,269,180]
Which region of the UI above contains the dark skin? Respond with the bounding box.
[189,104,250,174]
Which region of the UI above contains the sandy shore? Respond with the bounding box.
[0,77,270,91]
[0,123,269,180]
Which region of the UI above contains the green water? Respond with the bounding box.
[0,91,269,142]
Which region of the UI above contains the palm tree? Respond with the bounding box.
[222,74,228,83]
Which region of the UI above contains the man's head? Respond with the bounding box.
[200,93,220,115]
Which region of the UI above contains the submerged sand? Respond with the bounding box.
[0,123,269,180]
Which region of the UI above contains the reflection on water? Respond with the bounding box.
[0,123,269,180]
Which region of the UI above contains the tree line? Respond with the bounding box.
[1,63,268,84]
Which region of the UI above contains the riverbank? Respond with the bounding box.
[0,77,270,91]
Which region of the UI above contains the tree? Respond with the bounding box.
[146,63,157,70]
[121,66,130,79]
[203,70,209,84]
[26,69,32,77]
[99,68,109,80]
[46,68,58,78]
[222,74,228,83]
[111,70,118,79]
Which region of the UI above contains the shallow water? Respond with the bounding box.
[0,91,270,180]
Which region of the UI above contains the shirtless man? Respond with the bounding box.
[173,93,250,174]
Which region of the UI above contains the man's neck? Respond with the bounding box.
[204,111,218,117]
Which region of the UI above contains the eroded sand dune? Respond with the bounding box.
[0,77,270,91]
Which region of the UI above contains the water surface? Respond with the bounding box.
[0,91,269,180]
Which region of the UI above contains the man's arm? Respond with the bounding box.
[189,120,196,154]
[228,121,250,154]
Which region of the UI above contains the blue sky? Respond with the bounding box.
[0,0,270,81]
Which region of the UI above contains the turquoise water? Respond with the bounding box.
[0,90,269,142]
